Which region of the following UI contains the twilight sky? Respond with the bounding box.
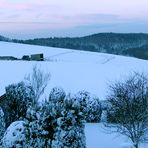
[0,0,148,39]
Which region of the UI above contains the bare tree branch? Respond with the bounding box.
[25,65,50,104]
[105,72,148,148]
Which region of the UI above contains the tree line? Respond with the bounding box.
[1,33,148,60]
[13,33,148,60]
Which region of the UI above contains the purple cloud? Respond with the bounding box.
[0,0,148,38]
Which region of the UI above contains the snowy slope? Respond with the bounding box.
[0,41,148,100]
[85,123,148,148]
[1,41,148,148]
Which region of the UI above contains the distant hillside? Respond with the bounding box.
[122,44,148,60]
[0,35,10,42]
[1,33,148,60]
[13,33,148,60]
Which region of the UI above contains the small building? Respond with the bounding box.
[0,56,18,60]
[22,55,30,61]
[30,53,44,61]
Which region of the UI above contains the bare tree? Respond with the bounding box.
[105,72,148,148]
[25,65,50,104]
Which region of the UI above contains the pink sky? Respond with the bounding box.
[0,0,148,39]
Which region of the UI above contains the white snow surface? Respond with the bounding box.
[1,42,148,148]
[0,41,148,100]
[85,123,148,148]
[1,121,26,147]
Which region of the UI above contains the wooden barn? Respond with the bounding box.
[30,53,44,61]
[0,56,18,60]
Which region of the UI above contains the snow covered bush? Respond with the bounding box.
[4,81,35,127]
[25,106,51,147]
[75,90,102,122]
[52,98,86,148]
[49,86,66,103]
[46,92,85,147]
[24,88,86,147]
[24,93,64,147]
[75,90,90,115]
[1,121,26,147]
[53,125,85,148]
[0,107,5,141]
[86,97,102,122]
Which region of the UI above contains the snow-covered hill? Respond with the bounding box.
[1,41,148,148]
[0,41,148,100]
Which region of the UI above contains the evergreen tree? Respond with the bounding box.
[52,98,86,148]
[24,88,86,147]
[25,106,50,148]
[86,97,102,122]
[4,81,35,127]
[49,87,66,103]
[75,90,102,122]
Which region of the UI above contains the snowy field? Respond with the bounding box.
[85,123,148,148]
[1,41,148,147]
[0,41,148,100]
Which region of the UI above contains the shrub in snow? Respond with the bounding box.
[75,90,102,122]
[4,81,35,127]
[39,94,84,147]
[25,106,50,147]
[52,98,86,148]
[49,87,66,103]
[24,89,65,148]
[100,100,110,110]
[53,125,85,148]
[86,97,102,122]
[1,121,26,147]
[25,90,65,148]
[0,107,5,140]
[24,88,86,147]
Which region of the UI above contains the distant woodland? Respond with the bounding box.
[1,33,148,60]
